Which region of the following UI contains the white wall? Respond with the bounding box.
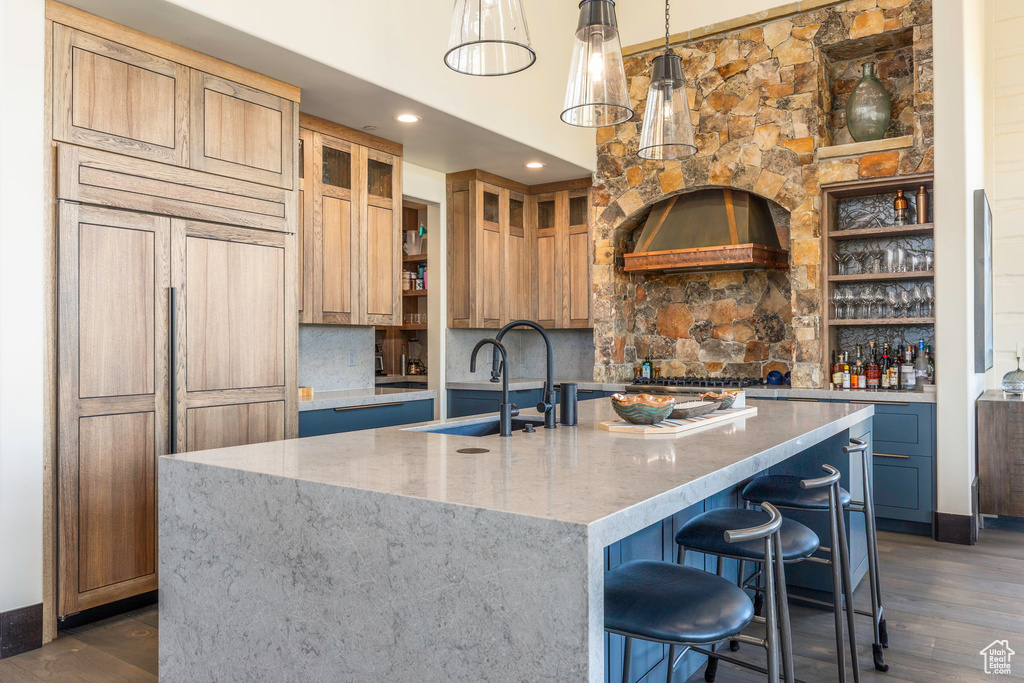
[0,0,45,612]
[986,0,1024,387]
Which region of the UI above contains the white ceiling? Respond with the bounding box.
[61,0,597,185]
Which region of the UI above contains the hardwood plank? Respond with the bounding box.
[67,614,157,676]
[2,635,156,683]
[0,659,46,683]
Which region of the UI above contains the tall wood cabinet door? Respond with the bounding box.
[478,183,503,328]
[297,130,315,323]
[448,182,473,328]
[315,133,359,325]
[504,191,532,323]
[171,219,296,452]
[566,189,593,328]
[533,193,562,328]
[57,204,169,616]
[189,70,296,190]
[53,24,189,166]
[364,149,402,326]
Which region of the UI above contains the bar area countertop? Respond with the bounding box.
[297,386,436,411]
[159,399,874,682]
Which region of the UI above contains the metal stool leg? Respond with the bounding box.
[773,533,795,683]
[827,489,849,683]
[833,483,862,683]
[622,636,632,683]
[703,557,727,682]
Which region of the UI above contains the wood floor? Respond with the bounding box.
[0,529,1019,682]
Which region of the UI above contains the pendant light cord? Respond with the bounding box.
[664,0,671,54]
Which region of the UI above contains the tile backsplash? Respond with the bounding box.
[446,328,595,382]
[299,325,375,391]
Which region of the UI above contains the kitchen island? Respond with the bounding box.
[159,400,873,682]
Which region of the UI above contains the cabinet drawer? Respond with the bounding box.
[841,401,934,457]
[873,453,933,523]
[298,400,433,436]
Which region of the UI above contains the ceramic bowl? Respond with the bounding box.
[701,391,737,410]
[610,393,676,425]
[670,400,721,420]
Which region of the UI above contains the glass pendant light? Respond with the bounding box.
[638,0,696,160]
[445,0,536,76]
[561,0,633,127]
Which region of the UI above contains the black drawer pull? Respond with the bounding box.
[850,400,910,406]
[576,389,595,394]
[335,402,404,411]
[875,452,910,459]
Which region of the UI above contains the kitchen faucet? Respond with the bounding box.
[470,339,519,437]
[490,320,557,430]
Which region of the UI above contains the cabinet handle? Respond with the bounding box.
[850,400,909,406]
[787,398,819,402]
[875,452,910,459]
[576,390,595,394]
[335,402,404,411]
[169,287,177,455]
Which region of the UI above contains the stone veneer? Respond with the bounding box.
[591,0,933,388]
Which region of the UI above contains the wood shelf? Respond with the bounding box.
[399,324,427,331]
[828,271,934,283]
[828,223,934,240]
[828,317,934,326]
[403,253,427,263]
[402,290,428,297]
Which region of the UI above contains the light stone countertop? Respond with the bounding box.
[374,374,429,385]
[446,377,627,392]
[747,386,937,403]
[166,399,872,548]
[297,386,436,412]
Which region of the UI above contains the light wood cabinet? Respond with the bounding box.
[49,2,299,189]
[298,115,402,326]
[447,172,591,329]
[57,204,168,615]
[447,173,534,328]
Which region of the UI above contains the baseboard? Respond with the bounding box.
[876,518,932,536]
[0,603,43,659]
[935,512,978,545]
[56,590,157,632]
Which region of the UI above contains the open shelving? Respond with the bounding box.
[820,172,935,379]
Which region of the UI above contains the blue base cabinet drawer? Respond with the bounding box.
[448,389,542,418]
[873,453,933,524]
[299,399,434,437]
[851,401,934,457]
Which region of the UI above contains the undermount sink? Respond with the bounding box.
[405,416,545,437]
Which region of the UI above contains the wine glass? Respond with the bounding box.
[923,283,935,317]
[874,286,887,318]
[861,288,875,318]
[912,284,924,317]
[924,249,934,272]
[832,252,850,276]
[895,246,907,273]
[900,290,912,318]
[832,288,844,319]
[887,289,900,318]
[884,247,897,273]
[842,288,856,319]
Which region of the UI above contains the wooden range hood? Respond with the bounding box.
[623,188,789,273]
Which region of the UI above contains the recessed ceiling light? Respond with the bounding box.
[395,114,421,123]
[363,125,378,131]
[526,162,545,169]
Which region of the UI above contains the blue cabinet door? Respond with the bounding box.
[448,389,543,418]
[854,401,934,457]
[299,399,434,437]
[872,453,933,523]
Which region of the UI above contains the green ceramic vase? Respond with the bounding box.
[846,61,891,142]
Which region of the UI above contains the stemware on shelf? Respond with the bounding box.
[861,288,875,318]
[912,284,924,317]
[832,289,844,319]
[887,289,900,318]
[874,286,887,318]
[900,290,912,317]
[923,283,934,317]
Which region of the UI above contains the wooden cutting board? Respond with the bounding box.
[599,406,758,436]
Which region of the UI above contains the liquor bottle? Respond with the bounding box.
[901,344,916,390]
[915,339,929,384]
[831,350,843,388]
[866,341,881,390]
[894,189,909,225]
[641,355,653,380]
[926,345,935,383]
[894,345,904,390]
[854,344,866,389]
[842,351,852,389]
[880,343,891,390]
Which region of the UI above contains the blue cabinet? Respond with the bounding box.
[299,399,434,437]
[448,388,543,418]
[872,453,933,524]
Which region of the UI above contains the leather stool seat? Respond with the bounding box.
[675,508,819,562]
[743,475,851,510]
[605,560,754,645]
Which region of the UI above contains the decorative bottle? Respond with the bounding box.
[846,61,892,142]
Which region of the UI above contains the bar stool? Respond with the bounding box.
[604,503,792,683]
[742,465,862,683]
[675,508,819,682]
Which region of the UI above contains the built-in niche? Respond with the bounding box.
[821,28,916,146]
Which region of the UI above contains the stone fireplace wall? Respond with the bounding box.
[592,0,933,387]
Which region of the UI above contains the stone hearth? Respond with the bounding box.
[591,0,933,387]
